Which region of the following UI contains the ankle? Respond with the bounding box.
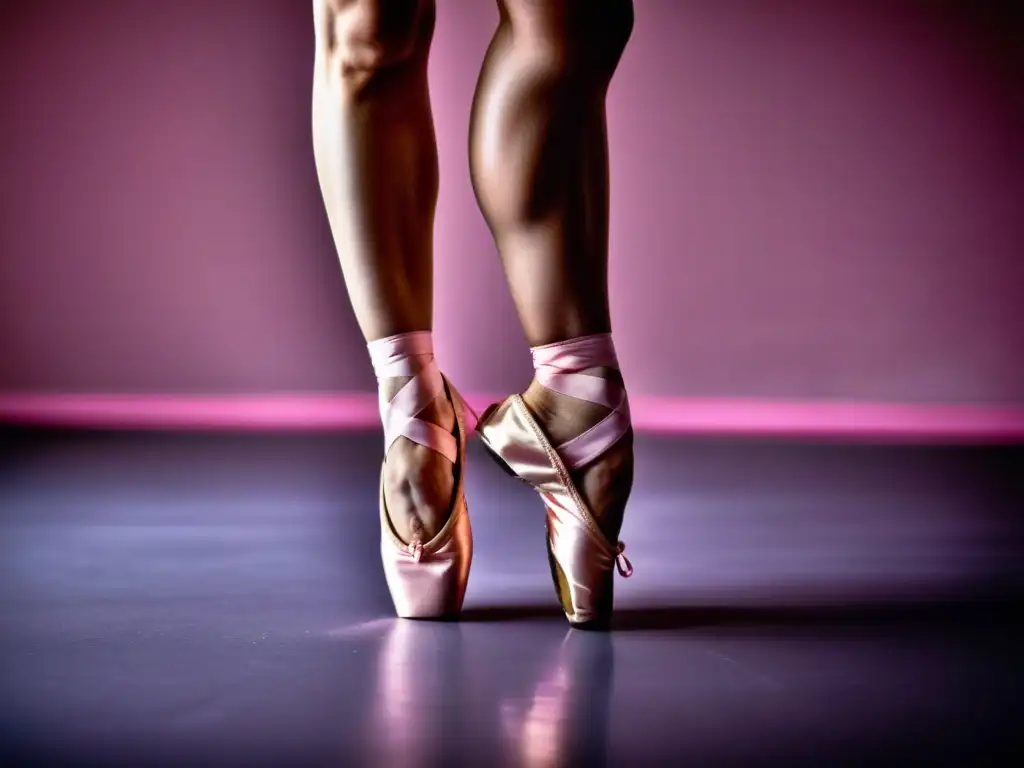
[524,378,634,538]
[379,376,456,433]
[368,331,456,438]
[420,387,456,433]
[522,330,634,540]
[522,376,613,448]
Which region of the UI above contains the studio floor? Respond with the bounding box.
[1,429,1022,766]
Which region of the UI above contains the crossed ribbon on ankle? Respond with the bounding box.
[532,334,633,579]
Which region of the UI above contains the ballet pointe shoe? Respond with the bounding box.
[370,332,474,620]
[476,334,633,629]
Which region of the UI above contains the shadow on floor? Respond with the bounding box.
[460,597,1023,631]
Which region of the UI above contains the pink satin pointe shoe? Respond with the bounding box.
[369,331,473,619]
[476,333,633,629]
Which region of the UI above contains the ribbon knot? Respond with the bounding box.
[409,542,424,563]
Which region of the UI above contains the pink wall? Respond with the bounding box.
[1,1,1021,403]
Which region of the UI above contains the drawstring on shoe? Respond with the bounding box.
[615,542,633,578]
[410,541,424,563]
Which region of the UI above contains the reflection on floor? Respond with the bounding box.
[1,430,1022,765]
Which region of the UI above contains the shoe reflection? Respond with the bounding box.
[500,630,616,768]
[368,619,465,768]
[368,620,615,767]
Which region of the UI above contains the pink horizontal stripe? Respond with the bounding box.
[0,393,1022,442]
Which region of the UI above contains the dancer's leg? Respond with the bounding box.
[469,0,635,538]
[312,0,453,544]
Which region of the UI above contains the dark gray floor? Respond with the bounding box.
[1,429,1022,765]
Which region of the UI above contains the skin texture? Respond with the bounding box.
[470,0,635,541]
[312,0,634,545]
[312,0,454,546]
